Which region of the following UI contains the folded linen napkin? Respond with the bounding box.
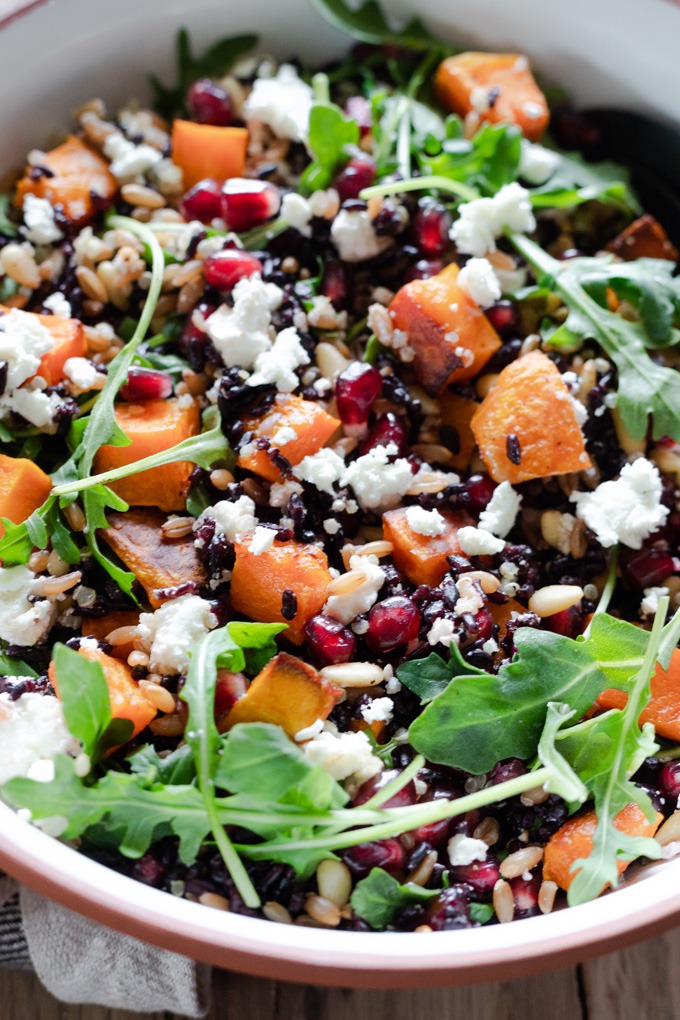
[0,872,210,1016]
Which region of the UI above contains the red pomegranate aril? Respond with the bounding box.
[659,762,680,801]
[405,257,443,282]
[449,857,501,897]
[180,178,223,223]
[485,300,518,337]
[353,769,417,808]
[322,259,351,310]
[357,412,408,456]
[187,78,234,126]
[544,604,584,639]
[343,838,406,877]
[345,95,372,135]
[304,614,356,666]
[131,853,167,887]
[414,199,452,256]
[203,249,263,290]
[335,362,382,426]
[510,873,541,917]
[214,670,248,716]
[489,758,528,785]
[471,609,494,643]
[334,154,377,202]
[366,596,420,653]
[425,886,472,930]
[181,302,214,345]
[119,367,173,402]
[221,178,281,233]
[409,786,459,846]
[460,473,497,513]
[623,548,676,590]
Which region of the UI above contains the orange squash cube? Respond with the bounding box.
[388,263,502,394]
[0,305,87,386]
[471,350,591,483]
[382,507,474,587]
[597,648,680,742]
[237,394,340,483]
[230,538,332,644]
[93,398,201,511]
[15,135,117,225]
[606,214,679,263]
[224,652,342,738]
[171,120,248,189]
[435,52,550,142]
[0,454,52,536]
[439,391,479,471]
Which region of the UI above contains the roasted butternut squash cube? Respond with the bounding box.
[237,394,340,483]
[230,538,332,644]
[597,648,680,742]
[0,454,52,537]
[471,350,591,483]
[15,135,117,225]
[224,651,342,737]
[388,263,502,394]
[94,398,201,512]
[171,120,248,189]
[606,214,679,263]
[0,305,87,386]
[439,391,479,471]
[382,507,474,587]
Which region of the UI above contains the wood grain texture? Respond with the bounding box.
[6,929,680,1020]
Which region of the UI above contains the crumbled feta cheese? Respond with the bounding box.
[570,395,588,427]
[640,586,670,618]
[518,139,560,185]
[405,505,446,537]
[482,637,499,655]
[294,718,325,742]
[360,697,394,725]
[196,495,257,543]
[341,443,414,511]
[137,595,217,675]
[570,458,668,549]
[307,294,348,331]
[271,425,298,447]
[385,673,402,695]
[293,448,345,495]
[302,725,383,787]
[457,257,502,307]
[269,480,303,507]
[248,525,276,556]
[323,518,341,535]
[427,617,457,647]
[247,326,310,392]
[104,132,162,181]
[2,385,63,429]
[42,292,72,318]
[281,192,312,236]
[0,692,79,785]
[0,565,56,647]
[205,274,283,369]
[330,208,392,262]
[243,64,313,142]
[450,183,536,257]
[63,357,98,391]
[0,308,54,391]
[457,526,506,556]
[325,554,385,625]
[447,834,488,866]
[478,481,522,538]
[22,194,63,246]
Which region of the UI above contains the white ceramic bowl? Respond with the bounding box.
[0,0,679,987]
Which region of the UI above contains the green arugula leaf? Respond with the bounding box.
[469,902,495,925]
[127,742,196,785]
[309,0,443,51]
[0,194,18,237]
[420,119,522,196]
[537,703,588,806]
[0,651,38,677]
[81,486,137,601]
[398,642,484,705]
[350,867,438,929]
[299,104,360,194]
[527,149,639,216]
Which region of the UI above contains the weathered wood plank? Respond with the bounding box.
[582,926,680,1020]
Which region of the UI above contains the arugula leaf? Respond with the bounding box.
[537,703,588,806]
[127,743,196,786]
[81,486,137,602]
[299,103,360,194]
[309,0,443,51]
[0,651,38,677]
[469,902,495,925]
[0,194,18,237]
[398,642,484,705]
[420,119,522,196]
[527,150,640,216]
[510,232,680,441]
[350,867,437,930]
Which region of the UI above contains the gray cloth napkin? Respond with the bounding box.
[1,872,210,1016]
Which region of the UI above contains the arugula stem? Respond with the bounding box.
[206,800,260,908]
[583,547,619,639]
[362,754,424,809]
[360,174,479,203]
[312,72,331,105]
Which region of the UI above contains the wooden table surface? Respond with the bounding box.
[3,924,680,1020]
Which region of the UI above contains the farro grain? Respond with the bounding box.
[319,662,385,687]
[198,892,230,911]
[262,902,293,924]
[493,879,515,923]
[499,846,544,879]
[316,860,352,907]
[538,880,558,914]
[305,894,341,927]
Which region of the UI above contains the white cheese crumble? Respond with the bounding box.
[570,458,668,549]
[323,518,341,535]
[447,833,489,866]
[293,448,345,495]
[42,292,72,318]
[0,692,79,786]
[243,64,313,142]
[137,595,217,675]
[457,257,502,307]
[302,725,383,788]
[0,308,54,391]
[570,394,588,427]
[360,697,394,725]
[281,192,313,236]
[426,617,457,647]
[482,637,499,655]
[248,525,276,556]
[2,384,63,429]
[0,565,56,647]
[271,425,298,447]
[247,326,310,392]
[640,586,670,618]
[325,554,385,625]
[22,194,63,246]
[269,479,303,507]
[330,208,392,262]
[103,132,162,181]
[405,505,446,537]
[63,357,98,391]
[341,443,414,511]
[518,139,560,185]
[205,274,283,369]
[457,526,506,556]
[478,481,522,538]
[196,495,258,543]
[450,183,536,257]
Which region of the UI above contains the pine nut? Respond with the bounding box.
[540,509,574,555]
[105,625,139,646]
[140,681,176,715]
[499,846,544,879]
[47,549,70,577]
[406,472,453,495]
[149,712,184,737]
[520,785,551,807]
[128,650,150,669]
[326,571,365,596]
[656,810,680,846]
[121,183,166,209]
[76,264,109,303]
[493,878,515,923]
[407,850,438,887]
[316,859,352,907]
[198,892,230,911]
[305,893,341,927]
[414,924,433,933]
[473,817,500,846]
[161,516,195,538]
[465,570,500,594]
[316,341,349,380]
[319,662,384,687]
[529,584,584,618]
[210,468,235,490]
[538,880,558,914]
[263,901,293,924]
[62,501,86,532]
[28,549,50,572]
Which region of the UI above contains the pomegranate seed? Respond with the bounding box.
[343,838,406,877]
[203,249,263,290]
[345,95,372,135]
[449,857,501,897]
[304,614,356,666]
[131,853,167,887]
[187,78,234,126]
[322,259,351,310]
[405,257,443,282]
[119,367,172,402]
[181,302,214,345]
[659,762,680,801]
[510,873,541,917]
[544,605,584,639]
[551,111,601,150]
[409,785,460,846]
[623,548,676,590]
[334,154,377,202]
[457,473,497,513]
[335,362,382,426]
[180,178,223,223]
[214,670,248,716]
[485,300,518,337]
[470,609,494,643]
[426,886,472,930]
[221,178,281,233]
[353,769,417,808]
[357,412,408,457]
[366,596,420,652]
[414,198,451,256]
[489,758,528,785]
